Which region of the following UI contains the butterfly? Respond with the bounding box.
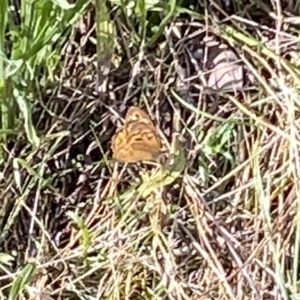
[111,106,162,163]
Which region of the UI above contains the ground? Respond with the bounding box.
[0,0,300,299]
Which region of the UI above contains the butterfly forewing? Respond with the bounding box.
[126,106,156,128]
[111,106,162,163]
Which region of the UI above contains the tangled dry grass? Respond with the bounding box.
[1,0,300,299]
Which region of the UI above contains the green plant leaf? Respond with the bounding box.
[13,89,40,147]
[50,0,75,9]
[9,263,36,300]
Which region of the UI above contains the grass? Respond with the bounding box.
[1,0,300,299]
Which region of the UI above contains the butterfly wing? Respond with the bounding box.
[112,130,158,163]
[111,106,162,163]
[125,106,156,129]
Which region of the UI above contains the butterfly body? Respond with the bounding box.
[111,106,162,163]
